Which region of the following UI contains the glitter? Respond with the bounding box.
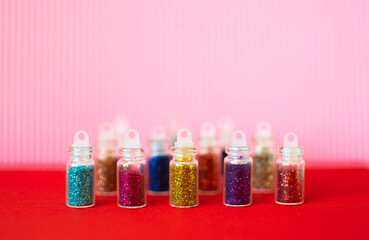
[148,155,171,193]
[252,152,274,192]
[224,162,252,206]
[197,153,219,193]
[276,167,304,204]
[118,167,145,207]
[67,165,94,207]
[95,155,119,195]
[170,163,198,207]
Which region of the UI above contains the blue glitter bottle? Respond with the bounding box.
[148,125,171,195]
[224,130,253,207]
[66,131,95,208]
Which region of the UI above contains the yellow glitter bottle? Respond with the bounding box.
[169,128,198,208]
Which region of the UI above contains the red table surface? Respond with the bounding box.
[1,169,369,240]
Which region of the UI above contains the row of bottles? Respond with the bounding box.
[66,125,305,208]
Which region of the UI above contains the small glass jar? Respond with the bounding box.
[169,128,198,208]
[223,130,252,207]
[197,142,220,194]
[252,136,274,193]
[275,133,305,205]
[66,131,95,208]
[95,123,119,196]
[148,137,171,195]
[117,129,146,208]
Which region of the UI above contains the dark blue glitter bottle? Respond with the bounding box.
[148,126,171,195]
[66,131,95,208]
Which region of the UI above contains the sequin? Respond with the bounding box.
[148,155,171,193]
[170,163,198,207]
[67,165,94,207]
[95,155,119,195]
[276,167,303,204]
[252,153,274,191]
[118,168,145,207]
[197,153,219,193]
[224,162,251,206]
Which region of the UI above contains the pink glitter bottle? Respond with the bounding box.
[117,128,146,208]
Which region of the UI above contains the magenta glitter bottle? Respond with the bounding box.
[117,128,146,208]
[223,130,253,207]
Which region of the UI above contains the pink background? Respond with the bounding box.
[1,0,368,169]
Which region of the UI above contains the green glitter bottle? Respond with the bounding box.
[252,121,274,193]
[169,128,198,208]
[66,131,95,208]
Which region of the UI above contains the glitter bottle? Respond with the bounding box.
[148,125,171,195]
[275,132,305,205]
[117,128,146,208]
[169,128,198,208]
[66,131,95,208]
[224,130,252,207]
[218,116,234,175]
[197,122,220,194]
[252,121,274,193]
[95,122,119,196]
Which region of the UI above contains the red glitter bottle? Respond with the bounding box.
[275,132,304,205]
[197,123,220,194]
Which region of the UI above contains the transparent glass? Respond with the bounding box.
[275,147,305,205]
[223,146,252,207]
[252,137,274,193]
[169,147,198,208]
[148,140,171,195]
[95,147,119,196]
[66,146,95,208]
[117,148,146,208]
[197,145,220,195]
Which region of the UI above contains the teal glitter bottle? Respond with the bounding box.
[66,131,95,208]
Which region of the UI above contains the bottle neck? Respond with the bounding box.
[150,140,169,156]
[226,146,252,160]
[198,137,217,155]
[69,146,93,162]
[171,147,196,162]
[120,148,144,161]
[279,147,304,162]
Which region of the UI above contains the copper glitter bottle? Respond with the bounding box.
[252,121,274,193]
[169,128,199,208]
[275,132,305,205]
[95,122,119,196]
[117,128,146,208]
[197,122,220,194]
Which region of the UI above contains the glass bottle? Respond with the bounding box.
[197,122,220,194]
[148,125,171,195]
[218,116,234,175]
[66,131,95,208]
[275,132,305,205]
[169,128,198,208]
[252,121,274,193]
[224,130,252,207]
[95,122,119,196]
[117,128,146,208]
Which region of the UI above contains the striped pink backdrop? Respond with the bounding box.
[1,0,368,169]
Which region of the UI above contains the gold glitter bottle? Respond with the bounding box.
[252,121,274,193]
[66,131,95,208]
[275,132,305,205]
[95,122,119,196]
[169,128,198,208]
[197,122,220,194]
